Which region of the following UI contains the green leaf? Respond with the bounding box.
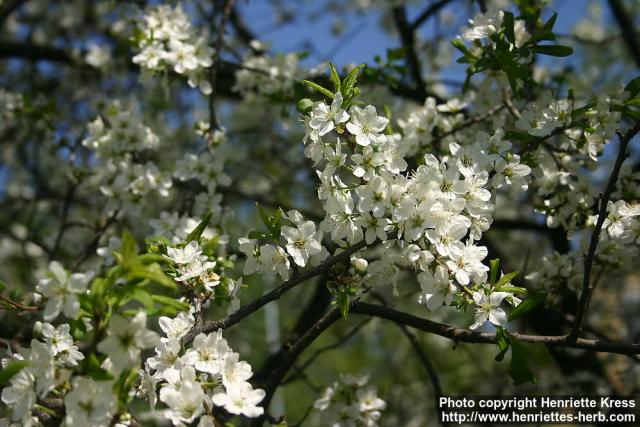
[126,263,176,289]
[494,327,510,362]
[624,76,640,98]
[531,45,573,57]
[451,39,472,56]
[508,339,536,385]
[135,253,170,264]
[0,360,28,386]
[527,13,557,45]
[499,286,528,295]
[328,63,341,93]
[337,294,350,319]
[150,295,190,312]
[489,259,500,285]
[495,271,519,289]
[121,230,139,264]
[541,12,558,34]
[247,230,268,240]
[296,98,314,114]
[341,64,366,99]
[0,280,6,293]
[496,331,552,386]
[302,80,334,98]
[85,354,114,381]
[503,12,515,43]
[256,204,283,239]
[186,211,212,243]
[508,291,546,321]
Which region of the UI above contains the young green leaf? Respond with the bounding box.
[186,211,213,243]
[341,64,366,99]
[531,45,573,57]
[328,62,341,93]
[503,12,516,43]
[508,291,547,321]
[121,230,139,263]
[302,80,334,99]
[296,98,314,114]
[489,259,500,284]
[495,271,519,289]
[0,360,29,386]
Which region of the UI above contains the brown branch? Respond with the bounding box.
[0,294,39,312]
[282,317,371,384]
[398,325,448,427]
[229,6,260,52]
[350,302,640,355]
[250,307,343,427]
[392,5,427,101]
[209,0,236,130]
[433,103,505,142]
[181,239,368,344]
[607,0,640,69]
[570,121,640,339]
[411,0,456,30]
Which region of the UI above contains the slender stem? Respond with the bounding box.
[0,294,39,311]
[411,0,456,30]
[570,121,640,340]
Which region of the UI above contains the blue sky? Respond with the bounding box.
[239,0,596,70]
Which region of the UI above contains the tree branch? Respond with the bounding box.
[209,0,236,130]
[350,302,640,355]
[250,307,342,427]
[398,325,447,426]
[607,0,640,69]
[392,5,427,101]
[181,239,368,344]
[570,121,640,339]
[411,0,455,30]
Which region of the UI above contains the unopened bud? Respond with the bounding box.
[351,257,368,272]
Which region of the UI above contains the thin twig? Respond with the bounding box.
[570,121,640,340]
[411,0,456,30]
[282,317,371,384]
[0,294,39,312]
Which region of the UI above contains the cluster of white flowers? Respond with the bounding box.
[149,211,219,244]
[83,104,159,157]
[84,42,112,68]
[239,210,327,281]
[140,311,265,425]
[82,104,173,211]
[313,374,386,427]
[174,150,232,195]
[133,4,214,94]
[462,9,530,48]
[296,89,531,328]
[1,323,85,424]
[234,53,308,97]
[527,197,640,303]
[98,155,172,200]
[166,241,220,293]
